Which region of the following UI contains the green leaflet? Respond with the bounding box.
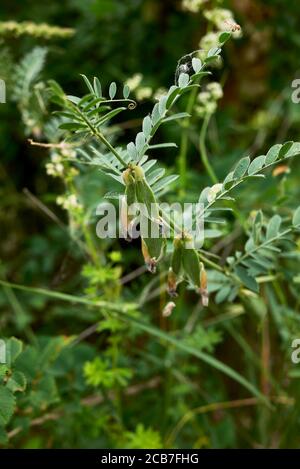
[0,387,16,426]
[293,206,300,227]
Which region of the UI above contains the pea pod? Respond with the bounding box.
[134,165,160,221]
[121,168,137,240]
[141,236,164,273]
[167,267,178,298]
[122,168,136,207]
[182,237,201,289]
[141,221,165,273]
[171,237,183,275]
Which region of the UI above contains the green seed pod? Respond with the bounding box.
[141,212,165,273]
[141,222,165,274]
[167,267,178,298]
[122,168,136,207]
[143,234,164,262]
[125,180,136,208]
[141,237,164,273]
[121,168,138,241]
[134,165,160,220]
[171,237,183,275]
[182,237,201,289]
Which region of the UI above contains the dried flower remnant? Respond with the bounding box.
[141,239,157,274]
[199,262,209,307]
[273,165,290,177]
[162,301,176,318]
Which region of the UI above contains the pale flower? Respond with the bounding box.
[207,82,223,100]
[199,32,220,51]
[125,73,143,91]
[136,86,153,101]
[57,194,83,212]
[46,162,64,177]
[204,8,233,31]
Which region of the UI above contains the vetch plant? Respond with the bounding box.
[2,18,300,449]
[48,31,300,309]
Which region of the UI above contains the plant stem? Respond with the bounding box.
[74,103,128,168]
[178,86,199,197]
[95,129,127,167]
[259,300,271,446]
[199,113,218,184]
[167,395,290,446]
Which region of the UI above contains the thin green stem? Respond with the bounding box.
[73,104,128,167]
[198,251,224,273]
[199,113,218,184]
[0,280,136,314]
[193,151,300,226]
[178,85,199,197]
[95,130,127,167]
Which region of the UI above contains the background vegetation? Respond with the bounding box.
[1,0,300,449]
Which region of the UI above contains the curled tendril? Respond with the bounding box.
[99,99,137,110]
[127,100,137,110]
